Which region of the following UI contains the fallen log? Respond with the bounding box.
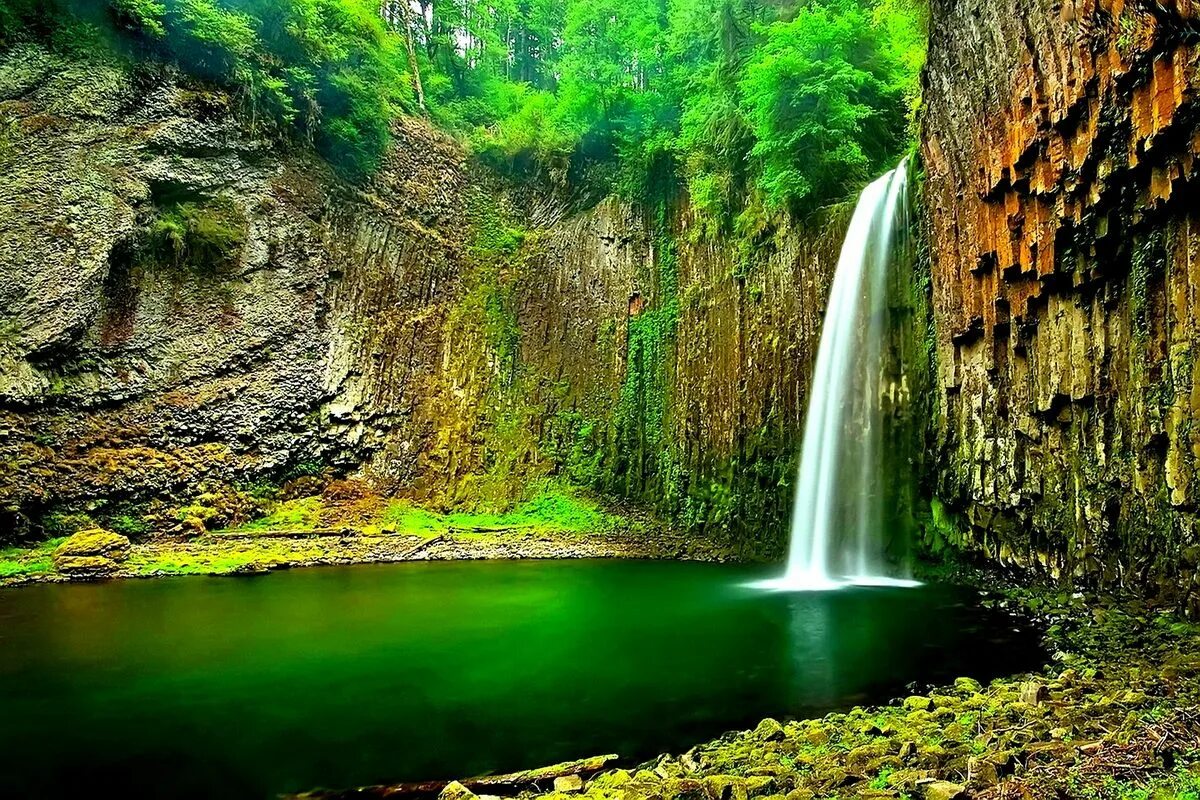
[285,754,619,799]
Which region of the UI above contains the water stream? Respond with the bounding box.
[757,163,916,591]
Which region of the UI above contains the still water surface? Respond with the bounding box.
[0,559,1041,798]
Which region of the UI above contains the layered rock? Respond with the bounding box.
[0,43,846,550]
[922,0,1200,599]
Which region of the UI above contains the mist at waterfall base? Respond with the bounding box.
[755,163,918,592]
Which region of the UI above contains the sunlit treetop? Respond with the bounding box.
[0,0,926,224]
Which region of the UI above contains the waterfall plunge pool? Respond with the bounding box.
[0,559,1042,798]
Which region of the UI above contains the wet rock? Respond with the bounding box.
[903,696,934,712]
[917,780,967,800]
[55,528,130,560]
[754,718,785,742]
[555,775,584,794]
[439,782,477,800]
[702,775,747,800]
[53,528,131,575]
[1019,682,1049,706]
[592,770,632,789]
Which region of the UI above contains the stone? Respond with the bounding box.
[917,780,967,800]
[439,782,477,800]
[953,677,983,695]
[53,555,120,576]
[967,757,1000,788]
[702,775,747,800]
[54,528,130,561]
[744,776,775,797]
[1019,682,1049,706]
[593,770,633,789]
[754,718,785,742]
[661,778,706,800]
[903,696,934,712]
[554,776,584,794]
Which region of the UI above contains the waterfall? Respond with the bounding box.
[755,162,919,592]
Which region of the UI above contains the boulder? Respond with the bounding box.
[953,677,983,695]
[903,696,935,712]
[553,775,584,794]
[754,718,785,742]
[439,781,477,800]
[967,757,1000,788]
[918,780,968,800]
[53,529,131,576]
[1019,681,1049,706]
[54,528,130,560]
[703,775,748,800]
[54,555,120,576]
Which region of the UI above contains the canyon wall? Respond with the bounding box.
[0,43,845,548]
[922,0,1200,601]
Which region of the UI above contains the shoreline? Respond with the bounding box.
[0,525,744,590]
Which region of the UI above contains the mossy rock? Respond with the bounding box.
[54,555,120,576]
[54,528,130,561]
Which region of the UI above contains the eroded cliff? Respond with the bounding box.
[0,43,846,550]
[922,0,1200,600]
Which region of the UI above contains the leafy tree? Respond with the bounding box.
[0,0,927,212]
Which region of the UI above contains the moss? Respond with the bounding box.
[229,496,325,532]
[143,195,247,273]
[125,539,329,577]
[0,537,66,578]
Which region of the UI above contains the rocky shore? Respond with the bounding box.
[0,485,739,588]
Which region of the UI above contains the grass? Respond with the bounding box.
[232,497,324,533]
[224,487,609,538]
[0,538,66,578]
[125,540,328,577]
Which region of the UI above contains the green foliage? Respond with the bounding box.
[108,514,150,537]
[145,196,246,272]
[2,0,925,202]
[234,496,325,532]
[1,0,413,179]
[738,0,908,215]
[432,0,925,227]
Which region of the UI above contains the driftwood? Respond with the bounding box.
[286,754,620,800]
[209,528,348,539]
[397,534,445,559]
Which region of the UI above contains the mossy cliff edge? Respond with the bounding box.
[919,0,1200,608]
[0,43,851,557]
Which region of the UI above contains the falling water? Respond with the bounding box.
[755,162,919,592]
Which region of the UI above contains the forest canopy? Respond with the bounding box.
[0,0,926,225]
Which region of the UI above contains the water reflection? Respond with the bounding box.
[0,561,1040,799]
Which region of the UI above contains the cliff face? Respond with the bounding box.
[0,44,478,536]
[0,44,845,548]
[922,0,1200,599]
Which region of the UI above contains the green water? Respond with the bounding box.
[0,560,1040,798]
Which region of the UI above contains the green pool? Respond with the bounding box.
[0,559,1041,798]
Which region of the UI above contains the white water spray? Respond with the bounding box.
[755,162,919,592]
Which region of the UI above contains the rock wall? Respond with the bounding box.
[0,43,473,536]
[922,0,1200,600]
[0,43,846,548]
